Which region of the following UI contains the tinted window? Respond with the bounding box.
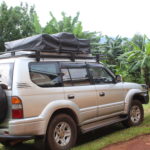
[89,66,114,84]
[61,67,90,86]
[29,62,62,87]
[0,63,13,89]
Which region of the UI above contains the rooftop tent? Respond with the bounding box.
[5,32,90,54]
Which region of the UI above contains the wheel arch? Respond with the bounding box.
[49,108,79,125]
[124,89,146,114]
[132,94,146,104]
[39,100,80,135]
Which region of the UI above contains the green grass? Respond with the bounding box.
[72,103,150,150]
[0,103,150,150]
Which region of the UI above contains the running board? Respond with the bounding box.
[81,116,128,133]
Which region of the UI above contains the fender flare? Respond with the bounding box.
[124,89,144,114]
[39,100,80,134]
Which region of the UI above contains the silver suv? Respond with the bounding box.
[0,33,149,150]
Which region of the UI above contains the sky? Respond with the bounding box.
[2,0,150,38]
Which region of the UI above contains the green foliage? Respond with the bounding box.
[94,35,128,73]
[30,9,42,34]
[132,34,145,51]
[43,12,101,43]
[0,2,38,51]
[93,33,150,86]
[118,35,150,85]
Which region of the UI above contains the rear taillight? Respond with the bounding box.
[11,97,23,119]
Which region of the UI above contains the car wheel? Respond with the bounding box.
[122,100,144,127]
[46,114,77,150]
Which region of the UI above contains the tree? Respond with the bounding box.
[132,34,145,51]
[0,2,38,51]
[30,8,42,34]
[119,35,150,86]
[43,12,101,43]
[95,35,128,72]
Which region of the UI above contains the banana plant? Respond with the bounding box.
[119,35,150,86]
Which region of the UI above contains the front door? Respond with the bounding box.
[88,64,125,117]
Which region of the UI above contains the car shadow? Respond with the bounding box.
[75,123,125,146]
[1,124,125,150]
[2,142,36,150]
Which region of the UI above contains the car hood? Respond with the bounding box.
[123,82,144,91]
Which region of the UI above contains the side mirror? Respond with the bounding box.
[116,75,123,82]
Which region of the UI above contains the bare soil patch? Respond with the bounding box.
[102,134,150,150]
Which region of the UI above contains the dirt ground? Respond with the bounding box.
[102,134,150,150]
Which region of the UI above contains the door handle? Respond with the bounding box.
[99,92,105,97]
[68,95,75,99]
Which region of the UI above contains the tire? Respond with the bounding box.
[46,114,77,150]
[0,86,8,123]
[122,100,144,127]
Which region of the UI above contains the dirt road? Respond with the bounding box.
[102,134,150,150]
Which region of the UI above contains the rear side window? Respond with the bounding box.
[29,62,62,87]
[61,67,90,86]
[0,63,14,89]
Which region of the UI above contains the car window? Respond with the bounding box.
[29,62,62,87]
[0,63,14,89]
[61,67,90,86]
[89,66,114,84]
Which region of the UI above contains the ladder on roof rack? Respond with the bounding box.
[0,49,106,63]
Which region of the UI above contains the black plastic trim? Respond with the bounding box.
[139,91,149,104]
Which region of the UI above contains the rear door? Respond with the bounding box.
[61,62,98,123]
[88,64,125,117]
[16,61,65,118]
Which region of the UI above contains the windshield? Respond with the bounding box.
[0,63,14,89]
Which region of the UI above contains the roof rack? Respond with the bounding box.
[0,49,106,63]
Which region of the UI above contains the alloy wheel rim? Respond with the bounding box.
[53,122,71,146]
[130,105,141,123]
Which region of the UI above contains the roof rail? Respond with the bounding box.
[0,49,106,62]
